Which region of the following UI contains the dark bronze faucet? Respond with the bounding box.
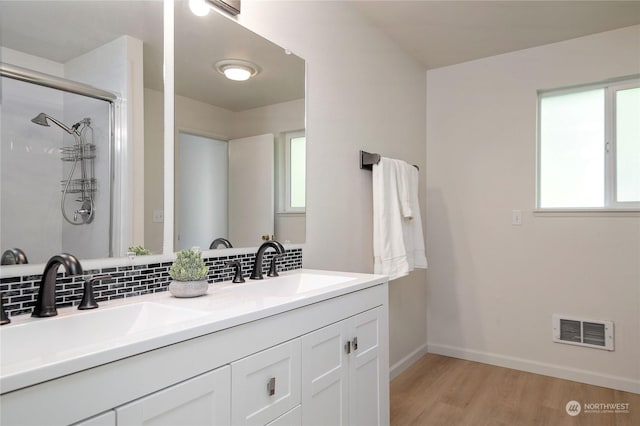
[1,248,28,265]
[225,260,245,283]
[250,241,285,280]
[32,254,83,317]
[78,275,112,310]
[1,293,10,325]
[210,238,233,249]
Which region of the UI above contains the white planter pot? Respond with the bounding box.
[168,280,209,298]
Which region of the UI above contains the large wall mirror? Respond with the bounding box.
[1,0,305,270]
[164,1,306,251]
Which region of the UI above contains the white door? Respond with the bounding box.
[228,134,274,247]
[176,132,228,250]
[116,366,231,425]
[348,309,382,426]
[301,321,349,426]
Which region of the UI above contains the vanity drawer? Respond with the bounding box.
[231,339,301,426]
[265,405,301,426]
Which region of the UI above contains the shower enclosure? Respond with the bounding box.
[1,64,115,263]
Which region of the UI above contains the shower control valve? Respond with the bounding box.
[74,200,94,223]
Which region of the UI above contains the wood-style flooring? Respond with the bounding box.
[390,354,640,426]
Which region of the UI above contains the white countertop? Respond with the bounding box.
[0,269,386,394]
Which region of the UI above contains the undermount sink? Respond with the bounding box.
[265,272,355,295]
[0,302,208,368]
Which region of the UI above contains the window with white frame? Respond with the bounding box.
[282,130,306,213]
[537,78,640,209]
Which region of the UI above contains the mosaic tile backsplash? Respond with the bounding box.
[1,248,302,318]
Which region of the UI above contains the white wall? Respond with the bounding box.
[230,98,304,140]
[143,89,164,254]
[426,25,640,393]
[239,1,428,372]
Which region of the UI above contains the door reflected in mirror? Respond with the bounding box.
[168,1,306,250]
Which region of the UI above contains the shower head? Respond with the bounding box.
[31,113,80,135]
[31,113,50,126]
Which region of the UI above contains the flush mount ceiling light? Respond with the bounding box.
[215,59,260,81]
[189,0,210,16]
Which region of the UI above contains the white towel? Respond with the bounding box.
[373,157,427,280]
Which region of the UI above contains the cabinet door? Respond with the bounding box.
[231,339,301,426]
[348,308,382,426]
[116,366,231,425]
[301,321,349,426]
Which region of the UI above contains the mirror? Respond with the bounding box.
[0,0,163,264]
[168,1,306,250]
[0,0,305,270]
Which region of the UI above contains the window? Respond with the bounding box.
[282,130,306,213]
[537,78,640,210]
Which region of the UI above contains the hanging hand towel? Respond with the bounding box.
[402,162,427,270]
[372,157,427,280]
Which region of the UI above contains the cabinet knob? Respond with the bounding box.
[353,336,358,351]
[267,377,276,396]
[345,340,351,354]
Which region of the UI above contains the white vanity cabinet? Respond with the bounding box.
[115,366,231,425]
[0,273,388,426]
[301,307,383,426]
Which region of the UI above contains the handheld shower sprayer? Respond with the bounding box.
[31,113,81,136]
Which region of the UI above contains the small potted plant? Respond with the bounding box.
[128,246,151,256]
[168,249,209,297]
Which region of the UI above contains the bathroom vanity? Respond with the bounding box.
[0,270,389,426]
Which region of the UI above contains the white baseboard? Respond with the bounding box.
[389,343,428,381]
[427,342,640,394]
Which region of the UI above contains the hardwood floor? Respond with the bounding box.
[390,354,640,426]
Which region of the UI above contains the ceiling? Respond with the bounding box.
[1,1,638,111]
[351,0,640,70]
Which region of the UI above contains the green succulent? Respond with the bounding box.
[128,245,151,256]
[169,249,209,281]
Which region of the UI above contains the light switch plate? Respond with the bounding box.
[512,209,522,226]
[152,209,164,223]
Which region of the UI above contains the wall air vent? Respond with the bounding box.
[552,315,614,351]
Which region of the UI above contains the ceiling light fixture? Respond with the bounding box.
[189,0,210,16]
[215,59,260,81]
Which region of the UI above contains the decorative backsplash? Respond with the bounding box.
[0,248,302,318]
